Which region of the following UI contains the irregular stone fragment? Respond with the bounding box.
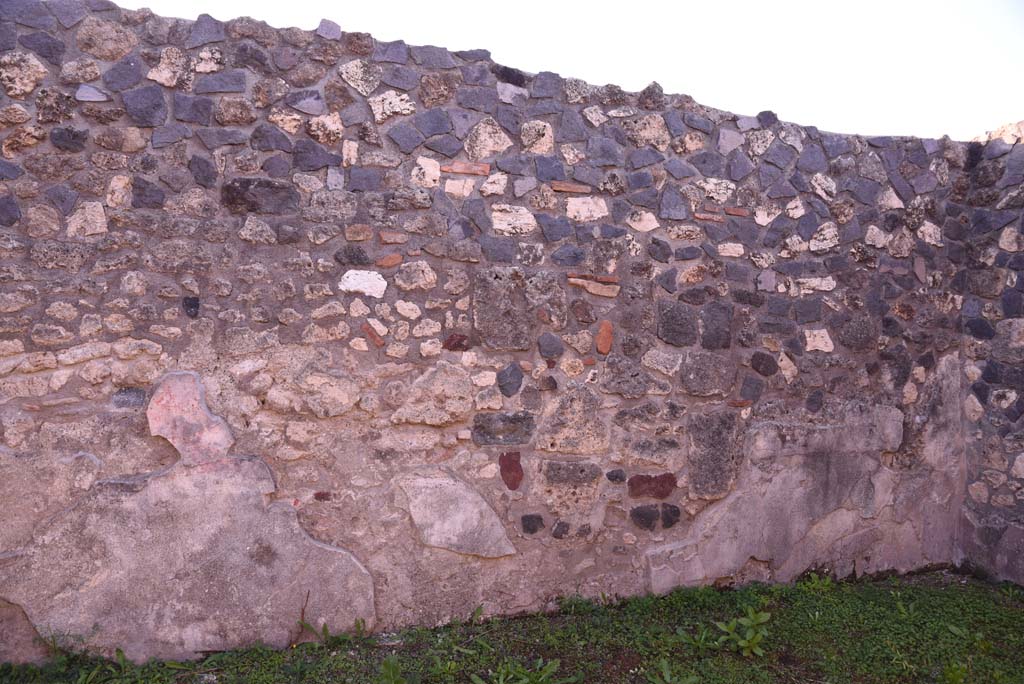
[394,260,437,291]
[0,193,21,226]
[147,47,191,87]
[392,362,474,426]
[147,371,234,464]
[499,452,524,490]
[472,411,536,446]
[122,85,167,127]
[804,328,834,352]
[536,386,609,454]
[464,116,513,161]
[473,267,532,350]
[627,473,677,499]
[680,350,736,397]
[66,200,106,236]
[491,204,538,235]
[338,269,388,298]
[545,460,602,485]
[521,514,545,534]
[657,299,697,347]
[76,17,138,61]
[630,505,660,531]
[0,51,48,98]
[521,120,553,154]
[566,196,609,222]
[339,59,382,96]
[238,215,276,244]
[368,89,415,123]
[687,409,741,499]
[497,362,524,397]
[222,177,300,214]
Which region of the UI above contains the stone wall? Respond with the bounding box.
[0,0,1021,664]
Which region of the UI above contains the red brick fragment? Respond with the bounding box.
[375,253,402,268]
[595,320,613,355]
[627,473,677,499]
[499,451,524,490]
[441,160,490,175]
[361,322,386,347]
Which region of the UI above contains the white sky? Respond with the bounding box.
[119,0,1024,141]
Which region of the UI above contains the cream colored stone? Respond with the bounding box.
[411,156,440,188]
[718,242,745,257]
[521,120,554,154]
[338,270,388,299]
[491,204,538,235]
[810,221,839,253]
[444,178,475,198]
[999,225,1024,252]
[480,173,508,196]
[626,210,659,232]
[464,117,512,161]
[566,196,609,222]
[804,329,834,352]
[369,90,415,123]
[67,202,107,237]
[339,59,382,97]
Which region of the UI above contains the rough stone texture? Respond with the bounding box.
[0,1,1021,665]
[147,371,234,463]
[398,472,515,558]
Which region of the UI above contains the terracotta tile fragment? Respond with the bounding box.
[595,320,613,355]
[440,160,490,176]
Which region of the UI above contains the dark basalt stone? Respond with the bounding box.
[750,351,779,376]
[471,411,536,446]
[657,299,697,347]
[0,194,21,226]
[189,155,218,188]
[293,139,341,171]
[131,176,165,209]
[629,504,660,531]
[250,123,292,152]
[545,460,601,485]
[661,504,681,529]
[497,362,524,397]
[221,177,300,214]
[111,387,147,408]
[19,30,65,64]
[195,70,247,94]
[182,296,200,319]
[521,514,545,535]
[122,85,167,127]
[537,332,564,359]
[102,54,142,92]
[50,126,87,152]
[173,93,213,125]
[606,469,626,483]
[699,301,733,350]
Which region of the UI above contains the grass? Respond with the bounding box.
[3,569,1023,684]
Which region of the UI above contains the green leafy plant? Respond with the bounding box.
[890,590,917,620]
[644,657,700,684]
[673,624,721,655]
[715,605,771,657]
[377,655,409,684]
[940,661,968,684]
[797,571,834,594]
[470,657,579,684]
[998,582,1023,602]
